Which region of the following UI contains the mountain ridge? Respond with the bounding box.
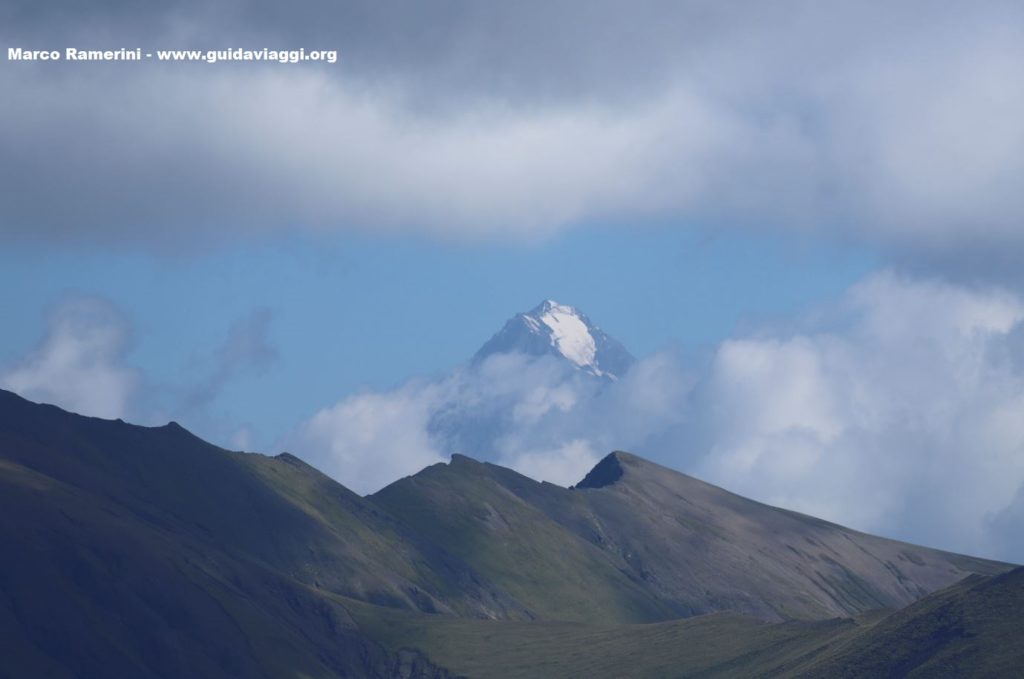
[0,387,1018,677]
[374,448,1010,621]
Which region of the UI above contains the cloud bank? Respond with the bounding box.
[3,2,1024,271]
[695,272,1024,560]
[0,297,139,419]
[290,350,693,492]
[292,272,1024,562]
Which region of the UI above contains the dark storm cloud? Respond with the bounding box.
[2,1,1024,273]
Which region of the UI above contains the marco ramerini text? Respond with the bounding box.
[7,48,338,64]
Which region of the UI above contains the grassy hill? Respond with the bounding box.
[786,566,1024,677]
[344,568,1024,678]
[372,452,1007,622]
[1,388,1018,678]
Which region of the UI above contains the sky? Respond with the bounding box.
[2,1,1024,561]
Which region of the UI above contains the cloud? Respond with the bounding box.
[3,2,1024,272]
[0,296,139,419]
[290,380,449,494]
[0,68,747,245]
[692,271,1024,561]
[178,307,278,413]
[289,271,1024,561]
[138,306,281,450]
[230,426,255,451]
[502,439,602,489]
[0,299,279,447]
[288,350,692,494]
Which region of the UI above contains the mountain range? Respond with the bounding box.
[1,386,1021,678]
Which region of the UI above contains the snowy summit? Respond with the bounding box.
[473,300,635,379]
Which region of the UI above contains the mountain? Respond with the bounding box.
[786,566,1024,678]
[428,300,636,462]
[373,451,1008,622]
[472,300,634,379]
[353,566,1024,678]
[0,388,507,678]
[1,388,1019,677]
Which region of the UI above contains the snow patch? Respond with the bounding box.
[537,303,599,372]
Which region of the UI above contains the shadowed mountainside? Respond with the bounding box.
[0,388,486,678]
[0,388,1018,678]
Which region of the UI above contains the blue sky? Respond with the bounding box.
[0,225,876,451]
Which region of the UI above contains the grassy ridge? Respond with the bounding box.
[0,457,432,679]
[343,598,850,679]
[373,452,1010,623]
[3,389,1021,678]
[372,456,674,623]
[343,569,1024,679]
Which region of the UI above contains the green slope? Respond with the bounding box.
[0,389,485,677]
[373,452,1007,622]
[371,455,674,623]
[0,456,455,679]
[2,388,1019,678]
[786,566,1024,677]
[0,389,524,620]
[343,568,1024,679]
[345,600,850,679]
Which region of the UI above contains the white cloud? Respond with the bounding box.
[290,381,449,494]
[511,384,578,423]
[501,439,602,489]
[0,300,283,450]
[3,2,1024,271]
[695,272,1024,561]
[231,426,255,451]
[288,271,1024,562]
[0,69,745,244]
[288,351,692,495]
[0,296,139,419]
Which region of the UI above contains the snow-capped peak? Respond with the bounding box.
[473,300,635,379]
[533,301,598,371]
